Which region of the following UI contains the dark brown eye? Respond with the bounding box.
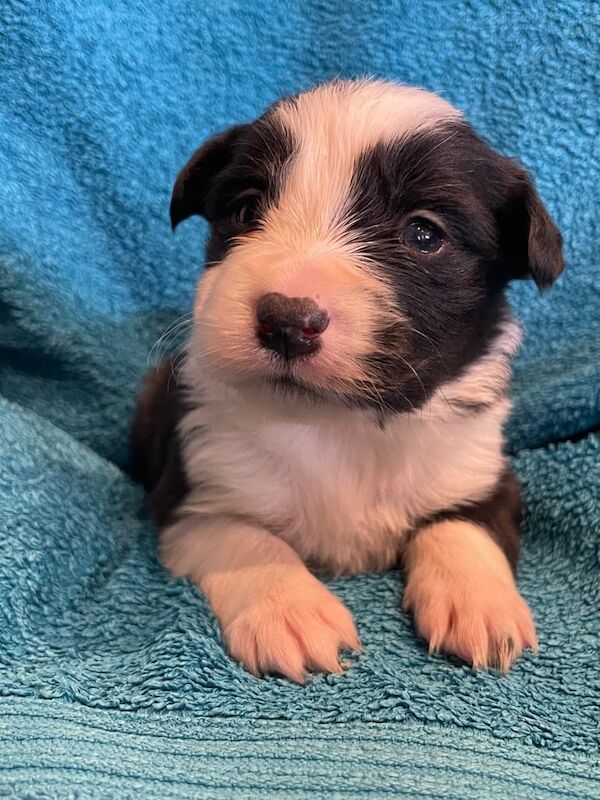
[403,218,444,253]
[231,193,261,228]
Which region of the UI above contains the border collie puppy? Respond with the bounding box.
[132,79,564,682]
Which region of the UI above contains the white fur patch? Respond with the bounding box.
[178,317,518,575]
[403,519,537,670]
[272,79,460,250]
[160,516,360,682]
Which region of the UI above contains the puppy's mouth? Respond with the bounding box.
[257,341,432,417]
[262,352,330,402]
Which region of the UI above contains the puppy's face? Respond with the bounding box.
[172,80,563,413]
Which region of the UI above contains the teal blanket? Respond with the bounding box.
[1,1,599,797]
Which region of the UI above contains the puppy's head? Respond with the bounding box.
[172,80,563,413]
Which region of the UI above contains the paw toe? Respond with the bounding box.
[407,581,537,671]
[224,586,359,682]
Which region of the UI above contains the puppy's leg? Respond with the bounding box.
[403,475,537,670]
[160,516,360,683]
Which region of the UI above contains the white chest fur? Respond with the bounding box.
[178,366,511,575]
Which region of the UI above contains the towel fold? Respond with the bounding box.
[1,0,598,797]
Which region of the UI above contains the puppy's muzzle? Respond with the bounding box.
[256,292,330,360]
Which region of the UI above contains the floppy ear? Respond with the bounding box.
[170,125,248,229]
[497,162,565,291]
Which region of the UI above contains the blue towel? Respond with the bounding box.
[1,1,598,797]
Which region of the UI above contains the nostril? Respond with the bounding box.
[304,308,330,335]
[256,292,286,328]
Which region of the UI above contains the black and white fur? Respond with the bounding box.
[132,80,563,681]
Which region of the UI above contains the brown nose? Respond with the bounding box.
[256,292,329,360]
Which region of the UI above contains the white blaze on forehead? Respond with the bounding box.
[270,79,461,247]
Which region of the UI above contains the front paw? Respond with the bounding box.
[223,574,361,683]
[403,566,538,672]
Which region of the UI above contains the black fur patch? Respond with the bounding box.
[171,112,294,266]
[130,357,189,527]
[430,469,523,570]
[340,120,562,414]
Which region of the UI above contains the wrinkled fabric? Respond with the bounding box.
[0,1,598,797]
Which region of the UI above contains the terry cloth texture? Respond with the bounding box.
[0,1,599,798]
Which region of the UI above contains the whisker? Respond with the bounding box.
[405,325,447,368]
[148,313,194,365]
[395,354,427,402]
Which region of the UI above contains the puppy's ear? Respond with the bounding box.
[497,161,565,291]
[170,125,247,229]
